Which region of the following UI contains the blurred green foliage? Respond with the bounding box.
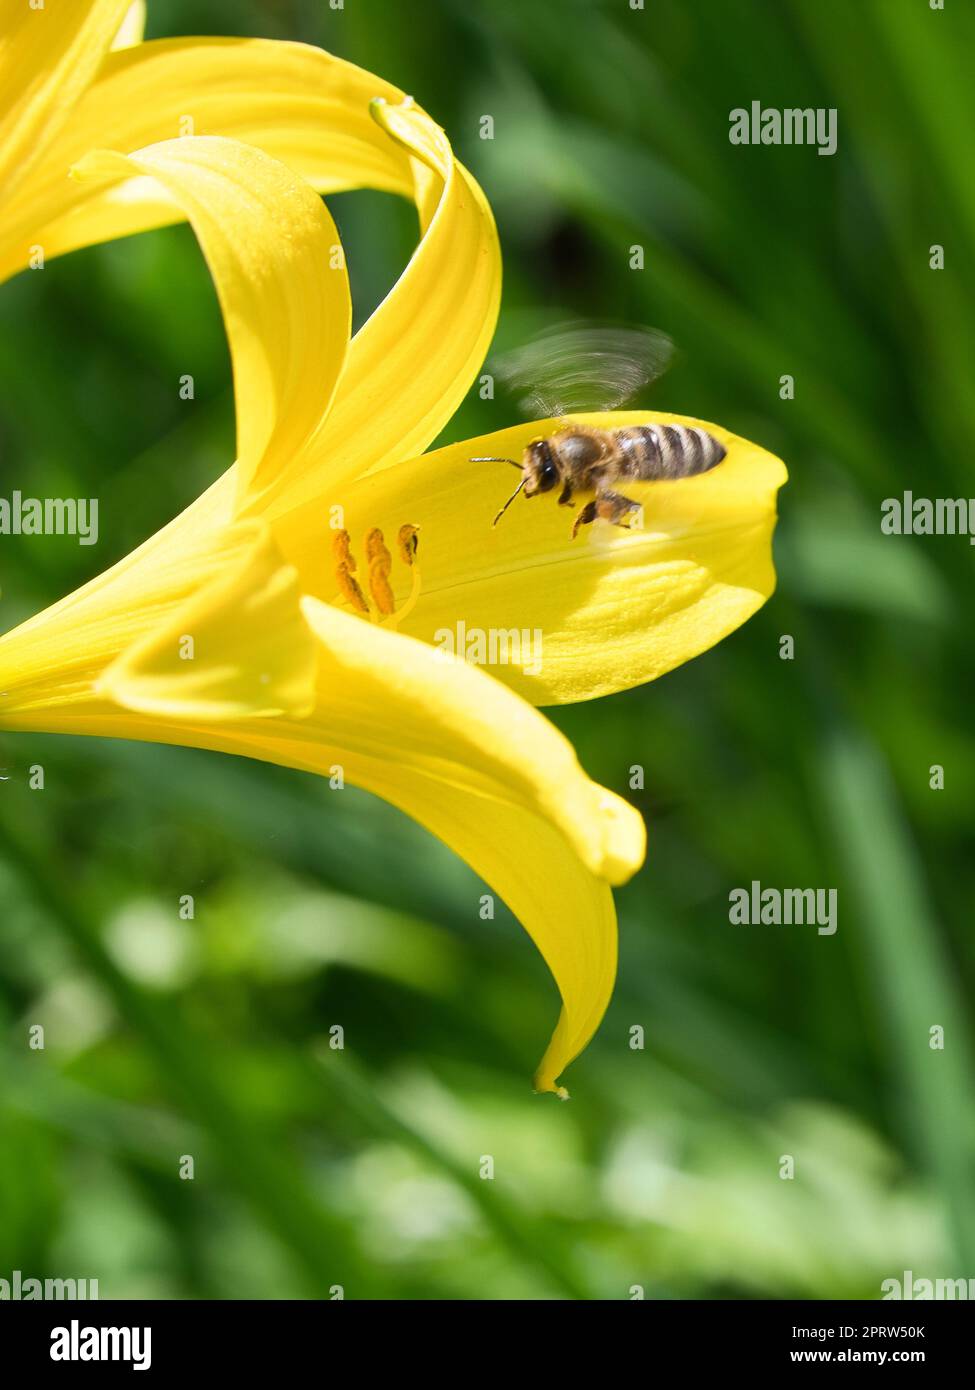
[1,0,974,1299]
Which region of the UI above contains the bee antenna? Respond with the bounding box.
[492,477,527,526]
[470,456,522,468]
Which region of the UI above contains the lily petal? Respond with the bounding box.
[245,97,502,513]
[298,600,640,1092]
[71,137,352,502]
[271,413,787,704]
[0,573,642,1093]
[189,600,640,1092]
[99,523,317,721]
[297,598,644,888]
[0,38,414,281]
[0,0,130,203]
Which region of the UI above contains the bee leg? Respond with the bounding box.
[571,501,598,539]
[557,483,574,507]
[595,488,642,530]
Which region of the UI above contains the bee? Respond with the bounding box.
[472,321,726,538]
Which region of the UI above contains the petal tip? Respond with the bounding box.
[594,788,647,885]
[533,1074,571,1101]
[69,149,132,184]
[368,94,447,176]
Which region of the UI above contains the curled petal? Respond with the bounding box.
[256,600,642,1091]
[0,38,414,281]
[0,575,643,1092]
[71,136,351,503]
[245,96,501,517]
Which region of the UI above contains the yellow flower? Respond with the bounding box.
[0,6,786,1094]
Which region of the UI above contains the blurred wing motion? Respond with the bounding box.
[492,320,675,420]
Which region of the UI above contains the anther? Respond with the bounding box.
[332,529,370,613]
[365,528,396,616]
[398,524,420,566]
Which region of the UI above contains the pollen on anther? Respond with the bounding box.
[398,524,420,566]
[333,529,369,613]
[365,528,396,616]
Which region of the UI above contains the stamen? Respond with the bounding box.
[365,528,396,616]
[332,530,370,613]
[398,524,420,566]
[331,522,422,626]
[332,530,357,572]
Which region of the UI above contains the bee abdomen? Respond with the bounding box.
[616,424,726,480]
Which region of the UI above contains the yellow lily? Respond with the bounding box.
[0,6,786,1094]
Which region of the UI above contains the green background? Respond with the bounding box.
[1,0,973,1299]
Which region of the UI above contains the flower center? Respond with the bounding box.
[331,524,421,628]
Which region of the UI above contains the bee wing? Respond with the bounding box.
[492,320,675,419]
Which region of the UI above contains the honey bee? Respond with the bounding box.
[472,321,727,538]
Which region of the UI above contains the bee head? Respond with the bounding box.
[524,438,561,496]
[472,438,569,526]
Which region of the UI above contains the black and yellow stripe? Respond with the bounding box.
[615,424,725,480]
